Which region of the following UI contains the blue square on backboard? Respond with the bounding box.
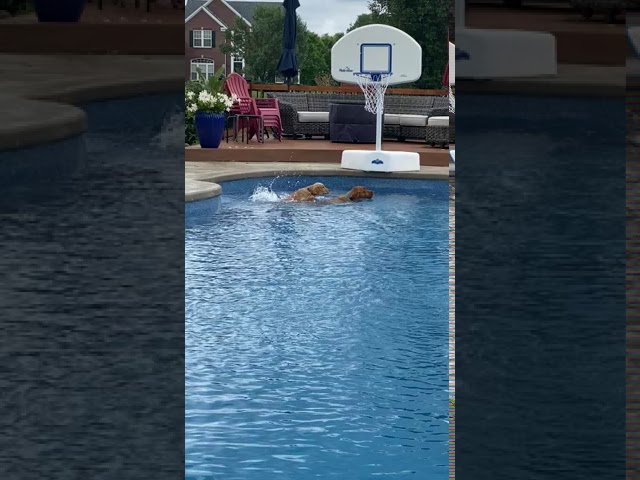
[359,43,392,74]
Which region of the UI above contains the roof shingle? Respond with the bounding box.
[185,0,208,20]
[226,1,283,24]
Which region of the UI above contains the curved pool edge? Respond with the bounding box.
[186,180,222,202]
[1,55,183,152]
[185,164,450,203]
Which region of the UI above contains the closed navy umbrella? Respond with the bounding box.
[276,0,300,84]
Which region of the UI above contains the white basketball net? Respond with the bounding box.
[355,73,391,114]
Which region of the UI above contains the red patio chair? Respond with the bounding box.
[224,73,282,142]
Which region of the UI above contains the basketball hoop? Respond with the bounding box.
[330,24,422,172]
[354,73,391,114]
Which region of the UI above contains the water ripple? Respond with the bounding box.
[186,179,449,479]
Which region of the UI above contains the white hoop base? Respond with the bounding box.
[341,150,420,173]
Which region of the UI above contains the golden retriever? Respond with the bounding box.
[324,186,374,204]
[282,182,330,202]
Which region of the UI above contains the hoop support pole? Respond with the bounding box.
[376,105,383,151]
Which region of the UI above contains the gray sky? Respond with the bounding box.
[258,0,370,34]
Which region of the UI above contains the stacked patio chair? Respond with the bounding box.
[224,73,283,142]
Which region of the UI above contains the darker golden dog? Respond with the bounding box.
[282,183,330,202]
[325,186,374,203]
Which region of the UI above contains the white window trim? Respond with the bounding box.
[229,31,245,75]
[190,58,215,81]
[192,28,213,49]
[230,55,246,75]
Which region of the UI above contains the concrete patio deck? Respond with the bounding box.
[186,137,451,167]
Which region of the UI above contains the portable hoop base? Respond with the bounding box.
[341,73,419,173]
[341,150,420,173]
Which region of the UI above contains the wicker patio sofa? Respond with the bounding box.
[266,92,449,143]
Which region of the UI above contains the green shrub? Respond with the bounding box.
[185,114,196,146]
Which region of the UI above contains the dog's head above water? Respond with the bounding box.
[307,183,330,196]
[346,186,374,200]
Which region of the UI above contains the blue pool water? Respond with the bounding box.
[185,176,450,479]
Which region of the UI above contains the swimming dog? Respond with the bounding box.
[324,186,374,203]
[282,182,330,202]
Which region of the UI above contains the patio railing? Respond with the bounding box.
[249,83,447,97]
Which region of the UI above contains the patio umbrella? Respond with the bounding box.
[276,0,300,84]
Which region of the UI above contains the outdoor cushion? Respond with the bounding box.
[298,111,330,123]
[399,114,428,127]
[383,114,401,125]
[427,116,449,127]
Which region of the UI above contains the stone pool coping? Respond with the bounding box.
[185,161,450,202]
[0,55,182,151]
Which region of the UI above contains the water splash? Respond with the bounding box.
[152,110,184,150]
[249,185,281,202]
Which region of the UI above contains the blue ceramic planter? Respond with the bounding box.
[34,0,86,22]
[195,111,225,149]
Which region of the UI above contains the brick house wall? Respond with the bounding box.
[185,9,229,80]
[185,1,251,81]
[208,0,246,32]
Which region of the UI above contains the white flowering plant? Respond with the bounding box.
[185,65,237,144]
[185,89,237,116]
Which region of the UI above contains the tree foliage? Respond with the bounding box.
[220,1,447,88]
[362,0,449,89]
[300,32,343,85]
[347,12,388,32]
[221,6,310,83]
[221,6,342,85]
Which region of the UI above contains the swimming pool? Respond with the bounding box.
[185,176,449,479]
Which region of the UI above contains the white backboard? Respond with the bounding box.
[331,24,422,85]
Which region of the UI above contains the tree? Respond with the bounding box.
[347,12,388,32]
[221,17,251,63]
[319,33,342,77]
[299,32,328,85]
[221,5,311,84]
[366,0,449,89]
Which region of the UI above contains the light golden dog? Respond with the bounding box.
[282,182,330,202]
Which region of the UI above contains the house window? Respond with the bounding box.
[231,55,245,75]
[191,58,215,81]
[192,29,214,48]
